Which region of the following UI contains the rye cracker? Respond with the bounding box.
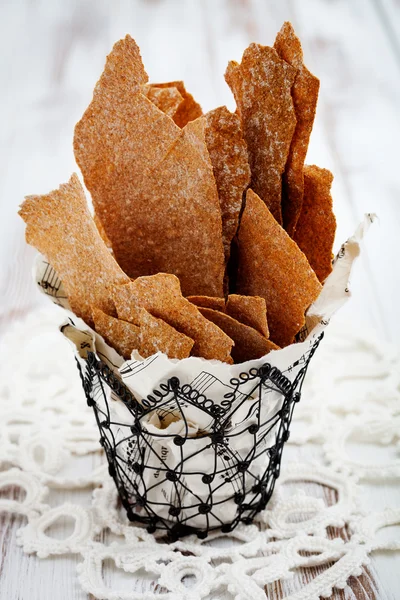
[19,174,130,325]
[236,189,321,347]
[199,308,278,364]
[151,81,203,127]
[74,36,181,276]
[225,44,296,223]
[293,165,336,283]
[92,307,140,359]
[204,106,251,262]
[226,294,269,337]
[187,296,225,311]
[143,84,183,118]
[138,308,194,359]
[274,22,320,235]
[113,274,233,362]
[124,121,225,296]
[182,117,210,164]
[74,37,224,296]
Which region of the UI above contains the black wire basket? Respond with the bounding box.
[76,332,323,540]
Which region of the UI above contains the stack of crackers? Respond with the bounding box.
[19,22,336,365]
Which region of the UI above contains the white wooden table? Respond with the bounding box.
[1,0,399,598]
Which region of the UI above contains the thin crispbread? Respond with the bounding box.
[236,189,321,347]
[187,296,226,311]
[225,43,297,223]
[74,36,224,297]
[204,106,251,262]
[293,165,336,283]
[113,273,233,362]
[274,22,320,235]
[19,174,130,325]
[124,121,225,296]
[226,294,269,338]
[143,84,183,118]
[199,308,278,364]
[92,307,140,359]
[138,308,194,359]
[150,80,203,127]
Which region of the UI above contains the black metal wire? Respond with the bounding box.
[76,333,323,540]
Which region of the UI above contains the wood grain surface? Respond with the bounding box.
[0,0,399,598]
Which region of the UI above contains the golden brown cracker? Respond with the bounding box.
[293,165,336,283]
[92,307,140,359]
[182,117,210,163]
[122,121,225,296]
[74,38,224,296]
[204,106,251,262]
[151,81,203,127]
[225,44,297,224]
[199,308,278,364]
[113,274,233,362]
[274,22,320,235]
[138,308,194,359]
[19,174,130,325]
[143,84,183,118]
[74,37,181,272]
[236,189,321,347]
[187,296,226,311]
[226,294,269,338]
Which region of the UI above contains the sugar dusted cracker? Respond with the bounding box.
[225,44,297,224]
[143,84,183,118]
[236,189,321,347]
[138,309,194,359]
[113,274,233,362]
[199,308,278,364]
[293,165,336,283]
[204,106,251,262]
[92,307,140,359]
[274,22,320,236]
[150,81,203,127]
[19,174,130,325]
[226,294,269,338]
[74,38,224,297]
[187,296,226,311]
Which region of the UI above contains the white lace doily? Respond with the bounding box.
[1,306,399,600]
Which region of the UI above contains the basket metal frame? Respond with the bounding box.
[77,333,322,540]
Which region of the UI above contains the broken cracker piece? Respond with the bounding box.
[236,189,321,347]
[199,308,278,364]
[138,308,194,359]
[74,37,224,296]
[293,165,336,283]
[113,273,233,362]
[187,296,225,311]
[143,84,184,119]
[92,307,140,359]
[274,22,320,236]
[204,106,251,262]
[226,295,269,338]
[151,81,203,127]
[19,174,130,325]
[123,120,225,296]
[225,43,297,224]
[74,36,181,273]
